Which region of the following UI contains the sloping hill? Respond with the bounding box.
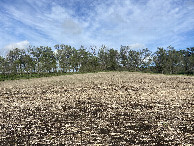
[0,72,193,145]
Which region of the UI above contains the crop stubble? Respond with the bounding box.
[0,72,193,145]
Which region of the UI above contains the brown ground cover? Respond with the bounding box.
[0,72,193,145]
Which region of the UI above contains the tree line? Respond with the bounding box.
[0,44,193,77]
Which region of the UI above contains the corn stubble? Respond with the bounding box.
[0,72,193,145]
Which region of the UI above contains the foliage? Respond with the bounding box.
[0,44,193,81]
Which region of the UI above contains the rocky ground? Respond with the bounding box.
[0,72,193,145]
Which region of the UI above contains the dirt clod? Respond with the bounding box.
[0,72,193,145]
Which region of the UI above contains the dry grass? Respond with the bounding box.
[0,72,193,145]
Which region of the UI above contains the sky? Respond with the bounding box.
[0,0,194,55]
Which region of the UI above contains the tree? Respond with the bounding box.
[128,49,140,71]
[107,48,119,71]
[188,47,194,74]
[29,46,43,73]
[1,43,193,77]
[40,46,57,73]
[6,48,24,74]
[165,46,179,74]
[139,48,152,71]
[56,45,73,73]
[181,47,194,74]
[78,46,90,72]
[153,47,167,73]
[120,45,129,69]
[71,48,79,72]
[0,56,5,73]
[98,45,109,70]
[22,54,34,74]
[30,46,56,73]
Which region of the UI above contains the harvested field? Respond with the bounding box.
[0,72,193,145]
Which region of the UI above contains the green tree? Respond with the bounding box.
[153,47,167,73]
[78,46,90,72]
[22,54,34,74]
[98,45,109,70]
[107,48,119,71]
[139,48,152,71]
[188,47,194,74]
[29,46,43,73]
[128,50,140,71]
[165,46,179,74]
[41,46,57,72]
[0,56,5,74]
[56,44,73,73]
[120,45,129,70]
[6,48,24,74]
[30,46,56,73]
[181,47,194,74]
[71,48,79,72]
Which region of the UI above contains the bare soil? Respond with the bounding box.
[0,72,193,145]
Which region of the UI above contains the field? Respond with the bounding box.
[0,72,193,145]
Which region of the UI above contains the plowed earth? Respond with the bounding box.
[0,72,193,145]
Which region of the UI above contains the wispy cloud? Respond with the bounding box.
[0,0,194,55]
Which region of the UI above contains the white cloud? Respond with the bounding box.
[4,40,30,50]
[128,43,146,49]
[88,0,194,49]
[1,40,30,56]
[62,19,83,35]
[0,0,194,52]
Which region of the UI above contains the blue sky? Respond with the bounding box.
[0,0,194,55]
